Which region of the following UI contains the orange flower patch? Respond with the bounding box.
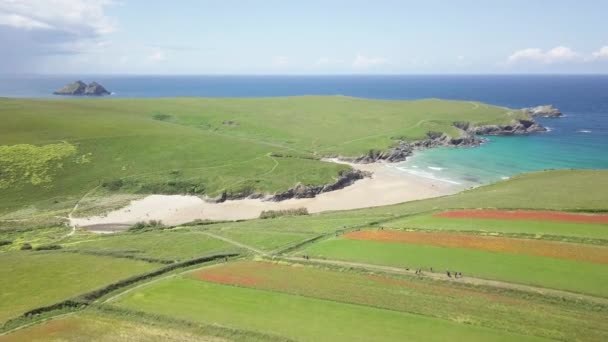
[344,230,608,264]
[434,209,608,224]
[195,266,263,286]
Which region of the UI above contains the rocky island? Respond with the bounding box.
[53,80,111,96]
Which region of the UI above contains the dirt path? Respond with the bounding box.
[281,257,608,305]
[200,231,268,256]
[65,185,101,237]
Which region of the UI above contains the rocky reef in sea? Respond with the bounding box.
[53,81,111,96]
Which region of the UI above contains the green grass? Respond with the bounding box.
[387,214,608,240]
[63,230,239,262]
[189,261,608,341]
[304,238,608,297]
[208,229,316,252]
[0,251,159,323]
[114,276,545,342]
[0,310,253,342]
[0,96,522,215]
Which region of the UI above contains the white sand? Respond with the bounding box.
[70,160,465,229]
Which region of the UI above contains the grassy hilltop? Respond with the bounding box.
[0,96,524,216]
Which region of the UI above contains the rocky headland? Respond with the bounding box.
[53,81,111,96]
[344,105,561,164]
[207,104,562,202]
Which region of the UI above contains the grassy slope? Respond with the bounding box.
[0,251,158,323]
[0,96,521,215]
[114,277,544,342]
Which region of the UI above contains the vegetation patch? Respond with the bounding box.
[0,142,76,189]
[260,208,309,219]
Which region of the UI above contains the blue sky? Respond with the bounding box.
[1,0,608,74]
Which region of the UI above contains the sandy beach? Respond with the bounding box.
[70,160,465,231]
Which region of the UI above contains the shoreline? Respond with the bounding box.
[70,160,466,231]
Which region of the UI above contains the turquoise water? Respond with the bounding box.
[398,130,607,186]
[2,75,607,185]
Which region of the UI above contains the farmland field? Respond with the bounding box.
[386,213,608,242]
[63,230,239,262]
[189,261,608,341]
[304,236,608,297]
[113,275,545,342]
[0,311,233,342]
[0,251,159,323]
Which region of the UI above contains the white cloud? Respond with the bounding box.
[0,0,116,72]
[591,46,608,60]
[352,54,387,68]
[0,0,116,35]
[507,46,580,64]
[148,50,166,62]
[272,55,289,67]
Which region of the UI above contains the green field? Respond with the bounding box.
[0,251,158,323]
[387,214,608,241]
[0,96,523,216]
[0,311,244,342]
[64,230,239,262]
[304,238,608,297]
[113,276,545,342]
[188,261,607,341]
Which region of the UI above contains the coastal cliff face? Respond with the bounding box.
[270,169,371,201]
[53,81,110,96]
[207,169,371,203]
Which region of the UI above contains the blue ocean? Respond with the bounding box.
[1,75,607,185]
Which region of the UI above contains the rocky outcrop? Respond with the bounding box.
[523,105,562,118]
[53,80,87,95]
[468,119,547,135]
[346,131,485,164]
[53,81,110,96]
[84,82,110,96]
[269,169,371,201]
[345,115,552,164]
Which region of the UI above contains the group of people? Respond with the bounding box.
[446,270,463,278]
[413,267,463,279]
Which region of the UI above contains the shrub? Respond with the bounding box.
[129,220,164,231]
[20,243,32,250]
[34,244,62,251]
[259,207,309,219]
[102,179,124,191]
[152,113,172,121]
